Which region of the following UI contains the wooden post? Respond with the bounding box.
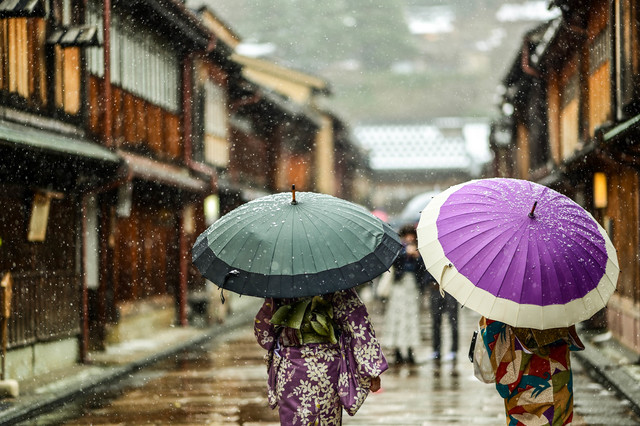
[178,209,188,327]
[1,272,13,381]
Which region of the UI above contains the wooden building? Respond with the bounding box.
[0,0,122,378]
[82,0,217,347]
[490,0,640,352]
[228,54,361,200]
[0,0,368,382]
[0,0,229,378]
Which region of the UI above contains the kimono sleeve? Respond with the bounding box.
[479,318,521,396]
[254,298,277,352]
[334,288,388,379]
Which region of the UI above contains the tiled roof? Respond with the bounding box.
[353,123,488,171]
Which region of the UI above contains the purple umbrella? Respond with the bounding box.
[417,178,619,329]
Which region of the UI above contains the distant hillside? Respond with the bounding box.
[187,0,559,124]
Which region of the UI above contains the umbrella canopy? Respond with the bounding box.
[399,190,440,224]
[192,190,402,298]
[417,178,619,330]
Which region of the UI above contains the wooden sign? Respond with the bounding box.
[0,272,12,319]
[27,192,51,242]
[27,191,64,242]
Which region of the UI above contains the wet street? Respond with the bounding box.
[23,294,640,425]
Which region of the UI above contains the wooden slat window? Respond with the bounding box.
[203,80,229,168]
[616,0,640,113]
[589,25,611,75]
[0,17,46,104]
[54,44,81,114]
[560,71,580,160]
[204,80,227,138]
[109,12,179,112]
[85,0,103,77]
[0,187,81,349]
[588,25,612,136]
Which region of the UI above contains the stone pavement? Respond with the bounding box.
[0,292,639,424]
[0,298,259,425]
[572,327,640,417]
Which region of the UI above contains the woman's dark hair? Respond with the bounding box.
[399,224,417,238]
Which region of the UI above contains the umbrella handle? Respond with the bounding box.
[438,263,452,297]
[220,270,239,304]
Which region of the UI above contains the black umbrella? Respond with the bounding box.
[192,188,401,298]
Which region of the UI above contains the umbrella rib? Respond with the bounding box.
[436,216,516,243]
[548,237,580,302]
[436,213,520,236]
[266,206,297,276]
[446,218,531,311]
[301,203,380,267]
[560,234,607,292]
[296,207,344,277]
[295,206,323,278]
[463,180,508,199]
[561,210,605,232]
[326,206,381,239]
[477,219,530,302]
[309,208,378,254]
[443,218,521,271]
[207,204,277,258]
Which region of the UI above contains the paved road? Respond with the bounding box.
[25,294,640,425]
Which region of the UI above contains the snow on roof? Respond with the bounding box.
[496,2,561,22]
[405,5,455,35]
[235,42,277,58]
[353,123,490,172]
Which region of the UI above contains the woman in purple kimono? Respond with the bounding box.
[254,286,388,425]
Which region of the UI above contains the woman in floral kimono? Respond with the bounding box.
[254,287,388,425]
[479,316,585,426]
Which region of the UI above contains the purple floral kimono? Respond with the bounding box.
[254,288,388,425]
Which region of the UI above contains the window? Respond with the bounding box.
[111,14,180,111]
[560,70,580,159]
[615,0,640,116]
[204,80,227,138]
[86,3,180,112]
[0,17,42,101]
[203,80,229,167]
[62,0,72,25]
[589,25,611,75]
[588,24,612,135]
[85,0,104,77]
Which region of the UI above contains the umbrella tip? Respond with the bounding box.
[291,184,298,205]
[528,201,538,218]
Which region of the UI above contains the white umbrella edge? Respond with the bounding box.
[416,181,620,330]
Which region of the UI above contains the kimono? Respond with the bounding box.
[479,317,585,426]
[254,288,388,425]
[382,242,423,360]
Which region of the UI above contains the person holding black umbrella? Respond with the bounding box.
[192,188,402,425]
[254,287,387,424]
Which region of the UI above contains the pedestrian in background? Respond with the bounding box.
[383,224,423,365]
[427,270,459,361]
[479,316,584,425]
[254,287,387,425]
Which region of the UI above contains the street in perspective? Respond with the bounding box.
[4,0,640,425]
[18,295,640,425]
